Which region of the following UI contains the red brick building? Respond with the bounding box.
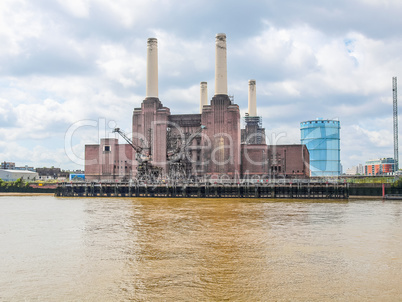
[85,34,309,181]
[365,158,396,176]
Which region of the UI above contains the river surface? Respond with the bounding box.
[0,196,402,301]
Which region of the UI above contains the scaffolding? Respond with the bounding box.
[244,115,263,144]
[244,115,262,128]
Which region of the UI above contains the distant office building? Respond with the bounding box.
[346,166,358,175]
[300,119,341,177]
[1,162,15,170]
[36,167,65,179]
[1,162,35,172]
[365,158,396,175]
[346,164,364,175]
[357,164,364,175]
[14,165,35,172]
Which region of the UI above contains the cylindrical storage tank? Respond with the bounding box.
[300,119,341,177]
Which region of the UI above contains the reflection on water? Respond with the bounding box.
[1,196,401,301]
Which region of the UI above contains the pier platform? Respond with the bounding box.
[55,182,349,199]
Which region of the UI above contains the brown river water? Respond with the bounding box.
[0,196,401,301]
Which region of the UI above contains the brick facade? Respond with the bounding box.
[85,97,309,181]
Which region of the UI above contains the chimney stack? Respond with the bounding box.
[248,80,257,116]
[215,33,227,96]
[200,82,208,113]
[146,38,158,98]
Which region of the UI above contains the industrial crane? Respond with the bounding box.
[167,125,206,181]
[113,128,161,182]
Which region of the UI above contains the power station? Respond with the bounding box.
[85,34,310,182]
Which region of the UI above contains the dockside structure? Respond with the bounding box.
[56,181,348,199]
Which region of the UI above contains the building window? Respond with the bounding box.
[104,145,111,152]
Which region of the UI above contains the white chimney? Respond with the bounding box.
[200,82,208,113]
[146,38,158,98]
[215,33,227,95]
[248,79,257,116]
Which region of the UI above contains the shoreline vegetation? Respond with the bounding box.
[0,178,56,194]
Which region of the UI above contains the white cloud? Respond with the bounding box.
[358,0,402,7]
[0,99,17,133]
[154,30,213,79]
[341,122,395,169]
[0,0,43,57]
[0,140,71,168]
[239,25,402,102]
[96,43,146,88]
[162,84,200,113]
[93,0,172,27]
[313,32,399,95]
[352,124,392,147]
[56,0,91,18]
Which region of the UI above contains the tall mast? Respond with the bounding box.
[393,76,399,171]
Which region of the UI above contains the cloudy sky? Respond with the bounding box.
[1,0,402,171]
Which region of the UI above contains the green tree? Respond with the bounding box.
[392,179,402,188]
[14,178,24,188]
